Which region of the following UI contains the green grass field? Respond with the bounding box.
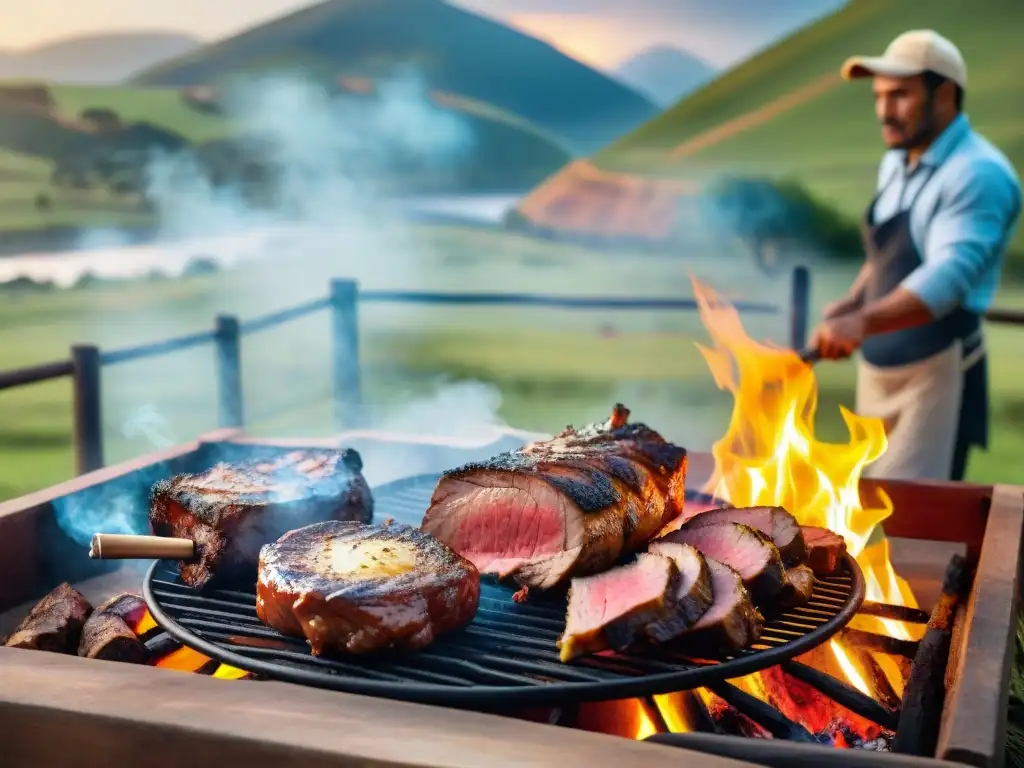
[3,223,1024,502]
[593,0,1024,250]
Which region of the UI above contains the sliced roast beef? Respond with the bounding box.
[256,520,480,655]
[528,404,689,519]
[802,526,847,576]
[422,404,687,590]
[675,557,763,653]
[778,565,816,609]
[680,505,807,567]
[558,552,679,662]
[659,523,786,604]
[643,541,713,642]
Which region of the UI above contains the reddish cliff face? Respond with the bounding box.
[515,160,701,242]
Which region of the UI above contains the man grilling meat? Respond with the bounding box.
[808,30,1021,481]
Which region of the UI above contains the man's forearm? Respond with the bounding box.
[861,287,936,336]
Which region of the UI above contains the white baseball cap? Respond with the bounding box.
[841,30,967,89]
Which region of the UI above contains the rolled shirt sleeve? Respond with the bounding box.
[901,160,1022,318]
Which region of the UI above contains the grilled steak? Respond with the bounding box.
[4,583,93,653]
[802,526,847,576]
[422,404,687,590]
[643,541,713,642]
[779,565,816,609]
[659,523,786,604]
[256,520,480,655]
[558,552,679,662]
[151,449,373,589]
[675,557,763,653]
[680,506,807,567]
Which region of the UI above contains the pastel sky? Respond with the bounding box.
[1,0,847,69]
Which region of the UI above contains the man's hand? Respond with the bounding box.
[821,295,861,320]
[809,310,868,360]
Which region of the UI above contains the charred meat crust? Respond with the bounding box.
[423,404,687,591]
[659,523,787,605]
[642,543,714,643]
[778,565,816,610]
[150,449,374,589]
[674,558,764,655]
[802,526,848,576]
[4,583,93,653]
[256,520,480,656]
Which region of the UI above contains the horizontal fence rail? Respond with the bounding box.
[24,264,1024,479]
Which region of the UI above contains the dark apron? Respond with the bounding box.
[859,165,989,481]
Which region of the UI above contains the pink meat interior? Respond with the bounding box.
[667,524,765,580]
[568,555,671,630]
[693,558,739,628]
[439,488,566,575]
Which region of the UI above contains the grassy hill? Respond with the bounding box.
[516,0,1024,255]
[131,0,659,155]
[0,32,202,84]
[0,78,570,232]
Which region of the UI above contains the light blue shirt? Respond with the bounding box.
[872,114,1022,317]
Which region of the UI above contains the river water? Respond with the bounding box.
[0,193,522,288]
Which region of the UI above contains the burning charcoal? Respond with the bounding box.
[151,449,374,589]
[3,582,93,654]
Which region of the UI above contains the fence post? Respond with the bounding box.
[330,278,363,430]
[789,265,811,351]
[214,315,244,428]
[71,344,103,474]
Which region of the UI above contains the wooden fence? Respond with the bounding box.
[1,265,813,475]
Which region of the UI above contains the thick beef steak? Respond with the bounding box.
[256,520,480,655]
[151,449,373,588]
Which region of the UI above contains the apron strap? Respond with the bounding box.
[962,340,986,372]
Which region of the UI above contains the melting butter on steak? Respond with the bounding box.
[151,449,373,589]
[421,404,687,590]
[256,520,480,655]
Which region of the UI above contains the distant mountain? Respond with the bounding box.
[613,46,718,107]
[0,32,202,85]
[131,0,659,155]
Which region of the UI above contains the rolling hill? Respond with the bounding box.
[0,32,202,84]
[514,0,1024,255]
[131,0,659,155]
[613,46,718,107]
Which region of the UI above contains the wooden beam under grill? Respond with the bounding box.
[0,648,760,768]
[936,483,1024,768]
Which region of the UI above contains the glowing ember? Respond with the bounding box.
[619,279,925,743]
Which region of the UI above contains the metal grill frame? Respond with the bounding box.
[143,474,866,708]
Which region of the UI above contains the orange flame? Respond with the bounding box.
[625,279,924,741]
[133,608,250,680]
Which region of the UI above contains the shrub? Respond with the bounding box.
[80,107,122,132]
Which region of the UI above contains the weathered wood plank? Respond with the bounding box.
[937,483,1024,767]
[0,648,758,768]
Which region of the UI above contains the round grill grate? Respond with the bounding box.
[144,473,864,708]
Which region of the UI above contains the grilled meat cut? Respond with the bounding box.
[256,520,480,655]
[642,541,713,643]
[779,565,816,609]
[151,449,373,589]
[674,557,763,653]
[4,583,93,653]
[558,552,680,662]
[659,523,786,604]
[680,506,807,567]
[802,526,847,576]
[422,404,687,590]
